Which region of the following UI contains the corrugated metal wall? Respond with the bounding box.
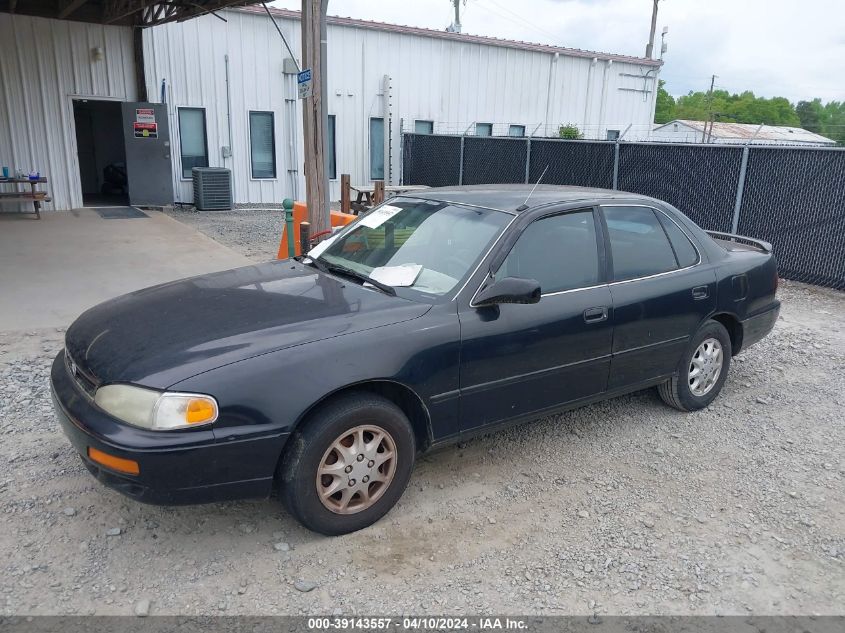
[0,10,657,210]
[0,14,136,211]
[144,9,658,205]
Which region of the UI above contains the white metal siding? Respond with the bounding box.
[144,9,659,204]
[0,14,136,211]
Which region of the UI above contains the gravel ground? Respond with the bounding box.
[1,208,843,616]
[162,206,286,262]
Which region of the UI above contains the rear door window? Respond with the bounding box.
[603,206,678,281]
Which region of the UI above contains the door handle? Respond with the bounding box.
[583,306,608,324]
[692,286,710,300]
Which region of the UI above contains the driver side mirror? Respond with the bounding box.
[474,276,541,307]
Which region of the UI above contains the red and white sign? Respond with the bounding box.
[133,122,158,138]
[135,108,156,124]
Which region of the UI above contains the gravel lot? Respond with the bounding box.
[1,207,843,616]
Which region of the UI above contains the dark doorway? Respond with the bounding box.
[72,99,129,207]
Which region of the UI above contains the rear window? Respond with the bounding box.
[603,206,678,281]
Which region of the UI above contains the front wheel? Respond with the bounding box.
[278,392,416,535]
[658,320,732,412]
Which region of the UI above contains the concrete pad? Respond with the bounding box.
[0,208,250,331]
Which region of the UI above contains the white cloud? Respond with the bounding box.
[271,0,845,102]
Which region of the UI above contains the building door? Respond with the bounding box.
[72,99,127,207]
[121,102,174,207]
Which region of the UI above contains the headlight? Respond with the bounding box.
[94,385,218,430]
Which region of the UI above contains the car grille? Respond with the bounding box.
[64,349,98,398]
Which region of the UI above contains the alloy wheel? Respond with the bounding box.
[688,337,723,397]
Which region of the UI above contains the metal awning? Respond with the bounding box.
[2,0,266,27]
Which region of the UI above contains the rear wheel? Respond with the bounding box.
[658,320,732,412]
[279,392,415,535]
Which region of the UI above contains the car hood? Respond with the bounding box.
[64,260,431,388]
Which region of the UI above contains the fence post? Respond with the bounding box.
[458,136,465,186]
[340,174,351,215]
[612,141,620,190]
[731,145,750,234]
[524,139,532,184]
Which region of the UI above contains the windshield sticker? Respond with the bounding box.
[358,204,403,229]
[368,263,423,287]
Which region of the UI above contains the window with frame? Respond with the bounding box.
[249,111,276,179]
[657,212,699,268]
[509,124,525,137]
[328,115,337,179]
[495,210,600,294]
[476,122,493,136]
[606,129,620,141]
[415,120,434,134]
[603,206,679,281]
[370,117,384,180]
[178,107,208,179]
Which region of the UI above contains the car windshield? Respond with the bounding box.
[310,197,510,300]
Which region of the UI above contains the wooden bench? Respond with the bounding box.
[0,178,50,219]
[0,193,51,219]
[339,174,430,214]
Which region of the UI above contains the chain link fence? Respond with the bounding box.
[401,133,845,290]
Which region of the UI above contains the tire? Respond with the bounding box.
[278,392,416,536]
[658,320,732,412]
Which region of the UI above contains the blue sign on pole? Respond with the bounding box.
[297,69,313,99]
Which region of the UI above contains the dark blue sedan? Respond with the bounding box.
[51,185,780,535]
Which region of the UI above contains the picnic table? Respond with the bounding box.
[0,177,50,219]
[350,184,430,208]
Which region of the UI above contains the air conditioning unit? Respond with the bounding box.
[192,167,232,210]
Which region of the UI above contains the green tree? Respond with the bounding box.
[670,88,800,126]
[820,101,845,144]
[654,80,675,123]
[796,99,824,133]
[558,123,583,139]
[658,80,843,145]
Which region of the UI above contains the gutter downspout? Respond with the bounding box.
[543,52,559,137]
[224,54,236,202]
[382,74,391,184]
[597,59,613,139]
[583,57,597,134]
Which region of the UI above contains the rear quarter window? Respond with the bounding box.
[657,212,699,268]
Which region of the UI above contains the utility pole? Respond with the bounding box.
[703,73,716,143]
[301,0,330,236]
[645,0,659,59]
[446,0,462,33]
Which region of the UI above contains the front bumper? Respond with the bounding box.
[50,352,287,505]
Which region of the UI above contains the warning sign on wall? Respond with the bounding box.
[133,122,158,138]
[135,108,156,124]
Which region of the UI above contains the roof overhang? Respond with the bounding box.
[2,0,266,27]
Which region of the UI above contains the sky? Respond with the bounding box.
[269,0,845,103]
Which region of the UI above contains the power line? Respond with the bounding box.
[473,0,563,45]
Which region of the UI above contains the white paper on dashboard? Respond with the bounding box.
[367,264,423,287]
[358,204,402,229]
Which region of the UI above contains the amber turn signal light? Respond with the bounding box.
[185,398,216,424]
[87,447,140,475]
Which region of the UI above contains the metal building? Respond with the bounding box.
[651,120,836,146]
[1,5,662,211]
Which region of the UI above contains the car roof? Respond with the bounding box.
[407,184,655,213]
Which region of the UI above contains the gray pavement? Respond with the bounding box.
[0,208,249,331]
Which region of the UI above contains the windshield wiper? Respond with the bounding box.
[306,257,396,296]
